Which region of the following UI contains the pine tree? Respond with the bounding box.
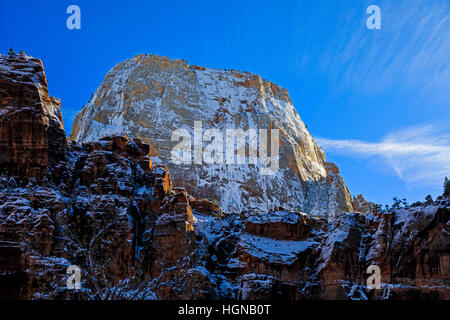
[392,196,402,209]
[401,198,408,207]
[424,194,433,205]
[444,177,450,197]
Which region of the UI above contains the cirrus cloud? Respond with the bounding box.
[315,124,450,187]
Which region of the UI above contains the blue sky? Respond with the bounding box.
[1,0,449,206]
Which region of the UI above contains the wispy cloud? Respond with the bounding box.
[315,124,450,187]
[321,1,450,101]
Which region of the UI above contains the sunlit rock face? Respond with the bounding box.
[71,54,353,217]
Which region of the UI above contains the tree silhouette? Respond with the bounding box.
[424,194,433,205]
[401,198,408,207]
[444,177,450,197]
[392,196,402,209]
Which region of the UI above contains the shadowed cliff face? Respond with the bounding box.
[70,54,353,218]
[0,54,448,300]
[0,54,66,180]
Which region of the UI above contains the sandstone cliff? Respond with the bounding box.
[0,54,448,300]
[70,54,353,218]
[0,53,66,180]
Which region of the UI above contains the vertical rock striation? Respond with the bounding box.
[0,54,66,180]
[70,54,353,218]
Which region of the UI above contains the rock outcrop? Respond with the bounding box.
[312,205,450,299]
[70,54,353,218]
[0,54,195,299]
[0,132,196,299]
[0,53,66,180]
[0,54,448,300]
[352,194,378,214]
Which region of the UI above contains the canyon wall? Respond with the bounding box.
[0,54,448,300]
[71,54,353,218]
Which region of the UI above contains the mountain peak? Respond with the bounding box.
[70,54,353,217]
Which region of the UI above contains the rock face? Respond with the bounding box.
[352,194,377,214]
[0,54,195,299]
[0,54,448,300]
[70,54,353,218]
[0,54,66,180]
[194,204,450,300]
[312,205,450,300]
[0,132,196,299]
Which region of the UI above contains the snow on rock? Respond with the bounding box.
[1,53,448,300]
[238,233,317,265]
[70,54,354,218]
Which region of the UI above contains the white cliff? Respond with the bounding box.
[71,54,353,217]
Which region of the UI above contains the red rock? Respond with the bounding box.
[0,54,66,181]
[191,199,223,216]
[245,211,310,241]
[0,54,448,301]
